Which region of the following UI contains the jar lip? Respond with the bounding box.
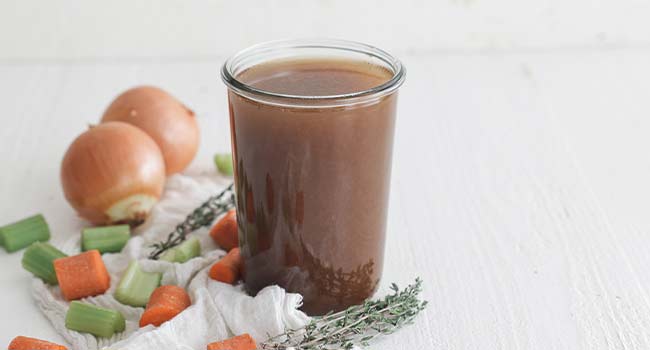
[220,38,406,104]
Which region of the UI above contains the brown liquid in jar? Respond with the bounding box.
[229,58,397,315]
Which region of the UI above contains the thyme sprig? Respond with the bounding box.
[262,278,427,350]
[148,183,235,259]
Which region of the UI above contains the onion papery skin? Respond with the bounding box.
[101,86,200,175]
[61,122,166,225]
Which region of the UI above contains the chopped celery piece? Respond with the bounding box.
[114,261,162,307]
[114,310,126,332]
[82,225,130,254]
[0,214,50,252]
[21,242,67,284]
[159,237,201,263]
[214,153,234,176]
[159,249,180,262]
[65,301,125,338]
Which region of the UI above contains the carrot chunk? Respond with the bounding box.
[139,285,191,327]
[208,247,242,284]
[8,336,67,350]
[207,334,257,350]
[53,250,110,301]
[209,209,238,251]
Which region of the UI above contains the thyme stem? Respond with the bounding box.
[148,183,235,259]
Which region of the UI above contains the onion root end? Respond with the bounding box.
[106,194,158,225]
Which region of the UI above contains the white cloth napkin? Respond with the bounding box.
[31,169,310,350]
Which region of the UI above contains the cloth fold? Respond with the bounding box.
[32,170,310,350]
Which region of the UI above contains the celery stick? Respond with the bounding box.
[82,225,130,254]
[214,153,234,176]
[0,214,50,252]
[114,310,126,332]
[21,242,67,284]
[175,237,201,262]
[159,237,201,263]
[65,301,125,338]
[114,260,161,307]
[159,248,181,262]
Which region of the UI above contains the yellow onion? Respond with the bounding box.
[61,122,166,225]
[101,86,200,175]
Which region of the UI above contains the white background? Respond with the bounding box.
[3,1,650,349]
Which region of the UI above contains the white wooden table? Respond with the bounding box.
[2,49,650,349]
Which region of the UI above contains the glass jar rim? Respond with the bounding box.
[220,38,406,107]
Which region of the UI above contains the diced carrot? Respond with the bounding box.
[53,250,110,301]
[206,333,257,350]
[209,209,238,251]
[8,336,68,350]
[208,247,242,284]
[139,285,191,327]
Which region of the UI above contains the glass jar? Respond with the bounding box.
[221,39,405,315]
